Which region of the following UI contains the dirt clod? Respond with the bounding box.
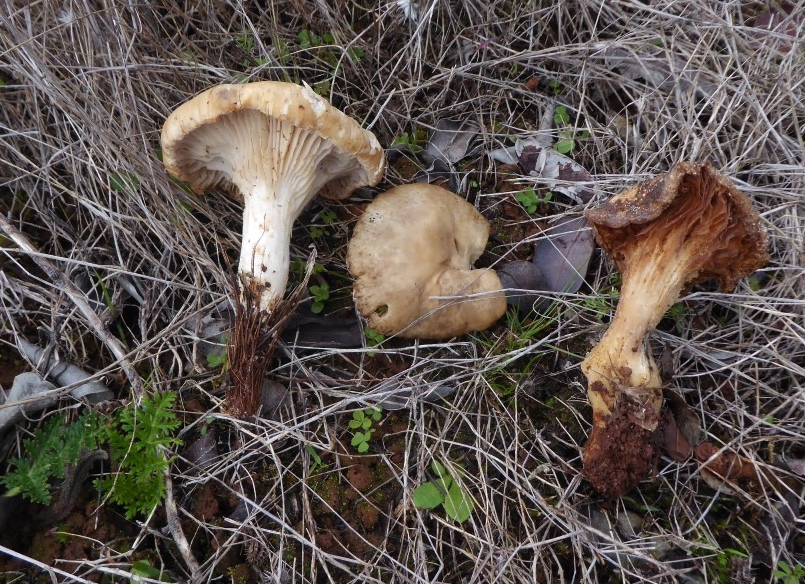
[583,399,661,498]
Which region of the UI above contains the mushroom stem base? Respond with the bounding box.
[225,281,289,419]
[583,389,664,498]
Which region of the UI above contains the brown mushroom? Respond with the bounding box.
[581,161,769,497]
[346,184,507,339]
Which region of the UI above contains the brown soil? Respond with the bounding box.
[582,399,662,498]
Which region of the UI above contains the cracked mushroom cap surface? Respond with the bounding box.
[160,81,385,203]
[585,161,769,293]
[347,184,506,339]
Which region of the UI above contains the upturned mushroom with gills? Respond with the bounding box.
[580,161,769,497]
[161,82,385,417]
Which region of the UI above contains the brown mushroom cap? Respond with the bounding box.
[347,184,506,339]
[161,81,385,202]
[585,161,769,294]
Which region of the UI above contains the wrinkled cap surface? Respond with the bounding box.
[347,184,506,339]
[160,81,385,201]
[585,161,769,291]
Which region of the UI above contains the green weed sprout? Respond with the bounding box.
[235,32,268,68]
[206,333,229,369]
[349,406,382,453]
[96,392,183,519]
[773,560,805,584]
[298,29,363,95]
[309,281,330,314]
[553,105,590,154]
[305,444,325,474]
[364,327,385,347]
[391,131,424,154]
[130,560,174,583]
[4,393,182,520]
[515,187,552,215]
[309,211,336,238]
[412,460,474,523]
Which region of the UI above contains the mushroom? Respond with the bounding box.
[580,161,769,497]
[161,82,385,416]
[346,184,507,339]
[161,81,385,313]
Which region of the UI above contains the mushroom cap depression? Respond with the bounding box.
[161,81,385,204]
[347,184,507,339]
[585,161,769,295]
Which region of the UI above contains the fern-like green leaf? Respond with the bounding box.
[98,392,182,519]
[2,411,102,505]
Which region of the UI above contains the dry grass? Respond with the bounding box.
[1,1,803,583]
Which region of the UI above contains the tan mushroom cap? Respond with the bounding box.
[160,81,385,202]
[347,184,507,339]
[585,161,769,295]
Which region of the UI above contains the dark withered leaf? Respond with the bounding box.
[421,118,480,166]
[663,388,701,449]
[413,158,457,191]
[517,145,594,204]
[183,429,220,470]
[532,216,594,296]
[282,313,364,348]
[659,409,692,463]
[497,260,549,312]
[260,379,291,421]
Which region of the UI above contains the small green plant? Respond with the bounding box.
[665,302,688,333]
[391,131,424,154]
[3,411,103,505]
[552,105,590,154]
[235,32,268,68]
[309,210,337,238]
[412,460,474,523]
[205,334,229,369]
[364,327,385,347]
[290,259,325,277]
[701,546,748,584]
[773,560,805,584]
[479,309,551,397]
[297,29,363,95]
[299,30,363,65]
[582,272,621,320]
[4,393,182,520]
[109,171,141,192]
[309,281,330,314]
[348,406,382,453]
[308,225,327,238]
[305,444,325,474]
[130,560,174,583]
[206,351,228,369]
[515,187,552,215]
[96,392,183,519]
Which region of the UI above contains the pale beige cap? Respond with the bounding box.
[347,184,506,339]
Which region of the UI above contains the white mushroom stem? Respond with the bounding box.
[212,114,337,313]
[238,184,302,312]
